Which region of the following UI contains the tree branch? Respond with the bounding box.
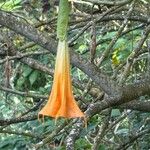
[0,115,37,126]
[0,128,41,139]
[66,78,150,149]
[0,86,47,99]
[119,100,150,112]
[0,10,119,96]
[116,128,150,150]
[82,0,133,6]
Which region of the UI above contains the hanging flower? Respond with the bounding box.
[39,40,85,119]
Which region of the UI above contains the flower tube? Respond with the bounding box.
[39,40,84,119]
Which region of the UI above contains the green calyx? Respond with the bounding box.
[57,0,70,41]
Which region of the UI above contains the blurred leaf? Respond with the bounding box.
[98,144,106,150]
[115,128,129,135]
[75,138,91,150]
[29,70,38,85]
[0,0,22,11]
[111,109,121,117]
[16,76,26,88]
[22,66,32,77]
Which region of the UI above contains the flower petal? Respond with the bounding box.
[39,40,84,119]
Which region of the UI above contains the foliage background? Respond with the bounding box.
[0,0,150,150]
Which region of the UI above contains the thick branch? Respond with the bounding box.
[66,78,150,149]
[86,79,150,117]
[120,100,150,112]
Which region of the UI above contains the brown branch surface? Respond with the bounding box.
[0,115,37,126]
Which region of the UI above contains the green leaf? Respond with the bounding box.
[115,128,129,135]
[29,71,38,85]
[22,66,32,77]
[98,144,106,150]
[75,138,91,149]
[0,0,21,11]
[111,109,121,117]
[16,76,25,88]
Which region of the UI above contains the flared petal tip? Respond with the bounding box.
[38,112,85,119]
[38,103,85,119]
[38,111,86,127]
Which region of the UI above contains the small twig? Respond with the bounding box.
[69,5,123,44]
[82,0,133,6]
[35,121,69,150]
[119,24,150,84]
[18,99,45,117]
[146,40,150,77]
[0,51,50,64]
[97,1,135,66]
[90,4,97,63]
[116,128,150,150]
[0,128,42,139]
[92,109,111,150]
[0,86,47,99]
[0,115,37,126]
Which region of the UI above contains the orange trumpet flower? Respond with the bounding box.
[39,40,84,119]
